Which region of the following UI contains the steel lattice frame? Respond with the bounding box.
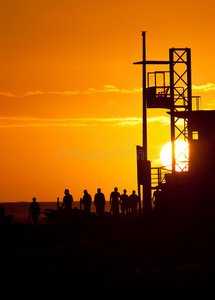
[169,48,192,173]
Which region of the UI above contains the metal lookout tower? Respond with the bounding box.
[134,32,215,218]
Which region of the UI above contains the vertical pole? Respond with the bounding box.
[196,97,199,111]
[158,168,161,186]
[141,31,147,216]
[142,31,147,159]
[169,49,175,173]
[57,197,59,210]
[138,179,141,216]
[187,48,192,141]
[142,32,152,214]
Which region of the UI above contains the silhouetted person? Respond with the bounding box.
[110,187,120,216]
[62,189,73,210]
[120,189,129,218]
[28,197,40,225]
[94,188,106,216]
[152,186,162,211]
[129,190,139,217]
[82,189,92,215]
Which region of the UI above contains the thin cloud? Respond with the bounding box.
[0,116,170,128]
[1,83,215,98]
[0,117,142,127]
[192,83,215,92]
[0,85,142,98]
[1,82,215,98]
[147,116,170,126]
[0,91,18,97]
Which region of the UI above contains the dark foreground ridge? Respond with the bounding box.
[1,213,215,298]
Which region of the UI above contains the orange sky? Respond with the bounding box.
[1,0,215,202]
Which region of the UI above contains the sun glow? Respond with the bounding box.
[160,140,189,172]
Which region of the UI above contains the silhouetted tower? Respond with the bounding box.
[134,32,199,215]
[134,32,215,218]
[169,48,192,172]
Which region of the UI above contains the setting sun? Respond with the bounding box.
[0,0,215,203]
[160,140,189,172]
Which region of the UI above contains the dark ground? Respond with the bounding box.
[1,212,215,299]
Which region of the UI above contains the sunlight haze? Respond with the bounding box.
[1,0,215,202]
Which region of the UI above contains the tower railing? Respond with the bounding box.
[151,166,172,190]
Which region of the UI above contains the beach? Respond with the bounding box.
[1,201,112,224]
[1,204,215,298]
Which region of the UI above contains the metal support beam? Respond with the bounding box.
[133,60,170,65]
[187,48,192,141]
[169,48,192,173]
[170,49,176,173]
[142,31,147,158]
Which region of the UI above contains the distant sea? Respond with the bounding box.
[0,201,112,224]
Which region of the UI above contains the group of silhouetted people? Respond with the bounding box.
[28,187,140,225]
[80,187,140,218]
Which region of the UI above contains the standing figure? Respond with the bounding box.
[110,187,120,216]
[129,190,139,217]
[94,188,106,216]
[120,189,129,218]
[82,189,92,215]
[152,186,162,211]
[62,189,73,210]
[29,197,40,225]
